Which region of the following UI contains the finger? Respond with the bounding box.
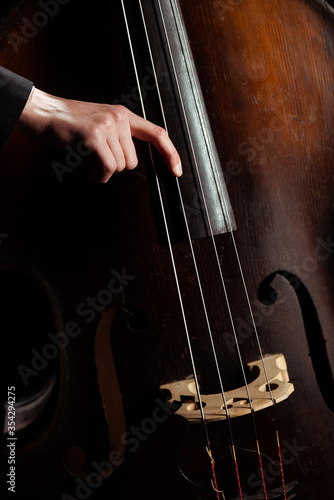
[106,137,127,173]
[90,140,118,183]
[117,121,138,170]
[129,114,182,177]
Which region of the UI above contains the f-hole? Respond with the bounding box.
[258,270,334,413]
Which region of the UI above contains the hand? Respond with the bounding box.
[17,88,182,182]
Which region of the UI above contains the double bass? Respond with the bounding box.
[0,0,334,498]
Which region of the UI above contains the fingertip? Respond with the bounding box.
[166,150,182,177]
[173,162,183,177]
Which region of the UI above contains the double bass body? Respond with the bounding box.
[109,0,334,498]
[0,0,333,499]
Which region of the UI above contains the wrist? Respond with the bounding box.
[17,88,48,133]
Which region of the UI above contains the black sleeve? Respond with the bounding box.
[0,66,34,151]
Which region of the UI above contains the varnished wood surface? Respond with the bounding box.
[0,0,333,499]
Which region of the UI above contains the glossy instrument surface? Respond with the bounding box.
[1,0,334,499]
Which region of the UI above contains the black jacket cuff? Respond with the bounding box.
[0,67,34,151]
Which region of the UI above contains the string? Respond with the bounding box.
[123,0,254,496]
[153,0,268,497]
[138,0,235,437]
[120,2,223,497]
[154,1,287,498]
[121,0,286,498]
[136,1,245,496]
